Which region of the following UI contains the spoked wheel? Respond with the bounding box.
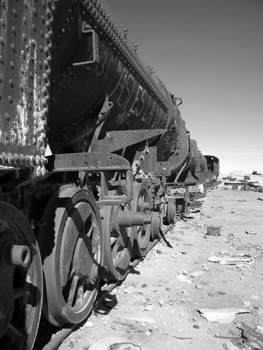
[37,185,103,327]
[0,202,43,350]
[101,189,132,281]
[132,182,151,258]
[167,199,177,224]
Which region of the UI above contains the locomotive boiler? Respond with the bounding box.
[0,1,219,349]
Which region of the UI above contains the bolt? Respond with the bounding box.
[2,243,31,267]
[13,153,19,164]
[19,154,25,163]
[7,153,13,164]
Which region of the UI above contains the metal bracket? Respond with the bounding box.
[88,95,113,152]
[90,129,166,153]
[135,147,157,174]
[46,152,130,172]
[97,169,133,207]
[134,147,171,176]
[72,22,99,66]
[156,161,171,176]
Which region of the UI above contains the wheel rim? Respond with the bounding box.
[132,183,151,258]
[167,199,177,224]
[38,186,103,327]
[151,211,162,240]
[0,202,43,350]
[101,198,132,282]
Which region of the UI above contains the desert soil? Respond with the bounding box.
[58,178,263,350]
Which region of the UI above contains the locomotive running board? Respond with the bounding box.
[90,129,166,153]
[46,152,131,172]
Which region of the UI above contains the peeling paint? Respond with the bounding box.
[10,37,47,149]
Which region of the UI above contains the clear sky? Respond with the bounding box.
[106,0,263,174]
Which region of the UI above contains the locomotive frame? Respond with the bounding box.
[0,1,219,349]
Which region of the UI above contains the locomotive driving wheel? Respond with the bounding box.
[167,198,177,224]
[101,188,132,281]
[0,202,43,350]
[151,211,162,240]
[132,182,151,258]
[37,185,103,327]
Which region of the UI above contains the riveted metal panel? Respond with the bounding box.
[0,0,51,174]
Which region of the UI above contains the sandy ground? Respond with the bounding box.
[58,180,263,350]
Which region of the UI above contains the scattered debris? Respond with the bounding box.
[144,305,153,311]
[198,308,250,323]
[218,291,226,295]
[81,321,94,330]
[89,337,142,350]
[227,233,235,241]
[158,300,165,307]
[108,343,142,350]
[171,334,193,340]
[240,322,263,350]
[176,275,192,284]
[222,339,241,350]
[58,185,263,350]
[114,316,155,325]
[247,243,263,251]
[195,284,203,290]
[190,270,204,278]
[255,326,263,335]
[245,230,257,235]
[206,226,221,236]
[243,301,250,307]
[208,255,254,266]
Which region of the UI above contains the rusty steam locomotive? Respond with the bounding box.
[0,1,219,349]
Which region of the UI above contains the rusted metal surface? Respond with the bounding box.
[0,202,43,350]
[131,182,151,258]
[0,0,50,173]
[40,223,174,350]
[48,152,131,172]
[37,186,104,327]
[167,198,177,224]
[0,0,210,180]
[46,0,173,155]
[0,1,220,349]
[101,202,132,282]
[90,129,166,153]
